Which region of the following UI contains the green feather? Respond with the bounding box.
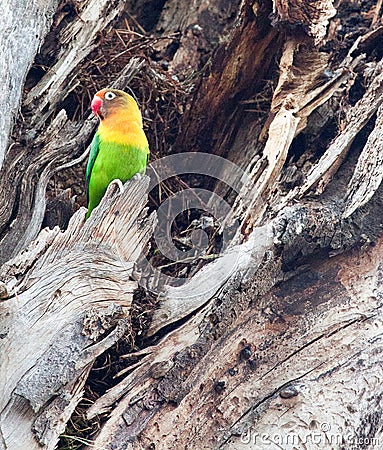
[86,132,100,202]
[86,138,148,219]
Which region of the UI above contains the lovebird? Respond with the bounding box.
[85,88,150,219]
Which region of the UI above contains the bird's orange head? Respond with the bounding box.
[91,88,143,127]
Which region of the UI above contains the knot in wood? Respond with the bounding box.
[279,385,299,399]
[0,281,9,300]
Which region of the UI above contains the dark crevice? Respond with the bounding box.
[128,0,167,32]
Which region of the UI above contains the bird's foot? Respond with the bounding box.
[132,172,143,181]
[109,178,125,194]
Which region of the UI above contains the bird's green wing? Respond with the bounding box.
[86,132,100,185]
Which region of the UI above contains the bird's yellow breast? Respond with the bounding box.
[98,112,148,150]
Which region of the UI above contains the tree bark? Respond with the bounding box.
[1,1,383,449]
[0,0,60,166]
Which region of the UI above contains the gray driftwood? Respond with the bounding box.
[1,0,383,449]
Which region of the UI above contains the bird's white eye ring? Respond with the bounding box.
[105,91,116,101]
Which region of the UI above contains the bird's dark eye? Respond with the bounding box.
[105,91,116,101]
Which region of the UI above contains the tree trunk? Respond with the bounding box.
[1,1,383,449]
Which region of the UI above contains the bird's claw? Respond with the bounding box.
[109,178,125,194]
[132,172,143,181]
[108,174,142,196]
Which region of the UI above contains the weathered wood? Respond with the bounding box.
[0,112,95,264]
[297,55,383,198]
[343,101,383,218]
[0,177,155,450]
[272,0,336,43]
[224,36,360,235]
[87,222,383,450]
[0,0,59,167]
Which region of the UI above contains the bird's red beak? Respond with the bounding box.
[91,95,103,116]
